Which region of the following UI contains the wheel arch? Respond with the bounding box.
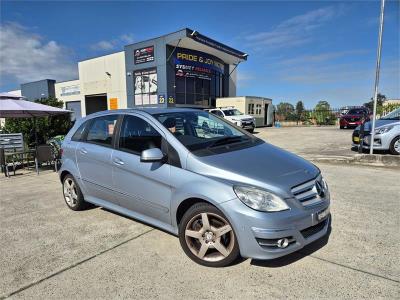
[176,198,215,226]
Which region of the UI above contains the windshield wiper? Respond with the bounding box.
[207,136,248,148]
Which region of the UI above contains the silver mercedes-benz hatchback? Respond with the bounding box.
[60,108,331,267]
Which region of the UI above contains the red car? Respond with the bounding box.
[339,108,370,129]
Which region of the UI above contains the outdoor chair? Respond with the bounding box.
[0,148,16,177]
[35,145,54,174]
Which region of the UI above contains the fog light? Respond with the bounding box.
[277,238,289,248]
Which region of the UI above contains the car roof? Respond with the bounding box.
[83,107,202,118]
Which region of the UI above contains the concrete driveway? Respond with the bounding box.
[255,126,355,159]
[1,161,399,299]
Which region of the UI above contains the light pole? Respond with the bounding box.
[369,0,385,155]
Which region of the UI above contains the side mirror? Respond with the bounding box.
[140,148,165,162]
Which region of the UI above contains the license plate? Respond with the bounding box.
[317,207,330,221]
[353,136,360,142]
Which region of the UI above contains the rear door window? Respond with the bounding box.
[85,115,118,147]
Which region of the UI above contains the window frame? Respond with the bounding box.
[114,113,166,156]
[115,113,182,168]
[71,121,89,142]
[82,114,121,149]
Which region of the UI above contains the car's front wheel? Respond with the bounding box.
[179,202,240,267]
[389,136,400,155]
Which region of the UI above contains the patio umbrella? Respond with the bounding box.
[0,98,71,118]
[0,97,71,146]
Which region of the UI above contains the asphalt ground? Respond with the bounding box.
[1,160,399,299]
[0,127,400,299]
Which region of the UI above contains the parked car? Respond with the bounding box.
[60,108,331,267]
[339,107,370,129]
[352,108,400,155]
[209,107,256,132]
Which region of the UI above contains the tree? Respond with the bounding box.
[3,97,72,146]
[276,102,296,121]
[364,93,386,115]
[313,100,336,125]
[295,101,305,123]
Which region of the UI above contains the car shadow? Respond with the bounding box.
[100,207,332,268]
[99,207,177,237]
[250,217,332,268]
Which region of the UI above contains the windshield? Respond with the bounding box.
[222,109,243,116]
[347,108,367,115]
[154,111,261,155]
[381,108,400,120]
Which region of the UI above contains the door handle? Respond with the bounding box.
[80,148,88,154]
[113,158,124,165]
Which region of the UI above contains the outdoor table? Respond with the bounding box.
[3,149,36,177]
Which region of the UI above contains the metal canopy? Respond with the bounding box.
[167,29,247,65]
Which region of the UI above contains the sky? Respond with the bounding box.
[0,0,399,109]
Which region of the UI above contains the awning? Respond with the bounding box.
[166,28,248,65]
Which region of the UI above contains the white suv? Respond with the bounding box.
[209,108,256,132]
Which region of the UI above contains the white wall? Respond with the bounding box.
[55,80,82,105]
[78,51,127,116]
[228,65,237,97]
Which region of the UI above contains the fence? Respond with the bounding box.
[275,109,341,126]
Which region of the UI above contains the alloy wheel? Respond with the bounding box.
[184,212,235,262]
[63,178,78,208]
[394,139,400,154]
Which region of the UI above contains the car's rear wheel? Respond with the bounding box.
[179,203,240,267]
[389,136,400,155]
[62,174,88,211]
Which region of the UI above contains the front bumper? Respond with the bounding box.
[352,133,390,150]
[340,119,362,128]
[219,198,330,260]
[238,121,255,129]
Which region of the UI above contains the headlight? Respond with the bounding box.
[375,126,393,135]
[233,186,289,212]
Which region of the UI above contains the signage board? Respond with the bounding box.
[173,47,224,80]
[134,68,157,105]
[109,98,118,110]
[134,46,155,64]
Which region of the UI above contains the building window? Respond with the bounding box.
[256,104,262,115]
[175,75,212,107]
[134,68,158,106]
[248,103,255,114]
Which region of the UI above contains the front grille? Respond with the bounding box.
[301,219,327,239]
[291,176,323,207]
[242,118,253,122]
[344,117,360,122]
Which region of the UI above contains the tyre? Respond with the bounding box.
[389,136,400,155]
[340,125,344,129]
[248,128,255,133]
[62,174,88,211]
[179,202,240,267]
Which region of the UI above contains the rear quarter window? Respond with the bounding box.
[71,122,87,141]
